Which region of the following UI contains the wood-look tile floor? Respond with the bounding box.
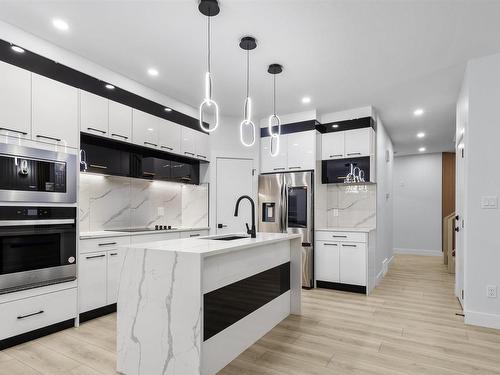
[2,255,500,375]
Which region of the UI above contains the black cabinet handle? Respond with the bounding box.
[36,134,61,142]
[329,154,343,158]
[87,127,106,134]
[273,167,285,171]
[184,152,195,156]
[0,127,27,135]
[110,252,118,256]
[144,141,158,147]
[189,234,200,237]
[86,254,106,259]
[196,154,207,159]
[455,215,460,221]
[346,152,362,156]
[324,243,338,246]
[217,224,228,229]
[332,235,347,238]
[289,166,301,170]
[161,145,174,151]
[98,242,117,246]
[111,133,128,140]
[455,227,460,232]
[341,244,357,248]
[89,164,107,169]
[17,310,44,320]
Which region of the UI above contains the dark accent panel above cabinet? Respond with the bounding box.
[317,117,375,134]
[261,120,319,138]
[203,262,290,341]
[321,156,371,184]
[81,134,200,185]
[0,39,207,133]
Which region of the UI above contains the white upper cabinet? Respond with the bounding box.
[0,61,31,139]
[32,74,79,148]
[344,128,373,157]
[80,91,109,136]
[261,134,288,173]
[194,131,209,161]
[287,131,315,171]
[321,127,375,160]
[109,100,132,142]
[180,127,196,157]
[322,132,344,160]
[158,118,181,154]
[132,109,159,149]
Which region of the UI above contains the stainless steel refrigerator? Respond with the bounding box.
[258,171,314,288]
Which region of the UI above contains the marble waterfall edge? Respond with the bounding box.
[117,247,202,375]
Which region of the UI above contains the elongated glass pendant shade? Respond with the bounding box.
[270,133,280,157]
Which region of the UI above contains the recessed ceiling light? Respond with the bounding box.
[105,84,115,90]
[417,132,425,138]
[332,124,339,128]
[413,108,424,116]
[52,18,69,31]
[164,107,172,112]
[418,147,426,152]
[147,68,159,77]
[301,96,311,104]
[11,45,25,53]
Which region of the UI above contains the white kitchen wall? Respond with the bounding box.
[375,116,394,283]
[79,173,208,232]
[457,52,500,329]
[393,153,442,255]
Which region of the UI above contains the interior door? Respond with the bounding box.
[216,158,254,235]
[455,137,465,305]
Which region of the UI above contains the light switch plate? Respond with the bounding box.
[333,208,339,217]
[481,196,498,209]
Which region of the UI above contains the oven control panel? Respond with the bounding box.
[0,206,76,220]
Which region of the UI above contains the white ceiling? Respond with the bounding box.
[1,0,500,155]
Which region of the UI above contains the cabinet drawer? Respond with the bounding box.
[0,288,77,340]
[315,231,367,243]
[79,236,130,254]
[180,230,208,239]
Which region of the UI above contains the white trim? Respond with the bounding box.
[394,248,442,257]
[375,270,384,286]
[388,255,395,268]
[465,310,500,330]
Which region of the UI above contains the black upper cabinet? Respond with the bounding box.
[321,156,371,184]
[80,134,200,185]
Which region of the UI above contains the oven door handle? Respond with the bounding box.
[0,219,75,226]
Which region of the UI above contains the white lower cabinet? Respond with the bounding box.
[0,288,77,340]
[315,241,340,282]
[107,250,125,304]
[339,242,367,286]
[79,251,108,313]
[315,230,369,290]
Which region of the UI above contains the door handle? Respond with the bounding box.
[87,127,106,134]
[0,127,27,135]
[455,215,460,221]
[455,227,460,232]
[217,224,228,229]
[36,134,61,142]
[111,133,128,140]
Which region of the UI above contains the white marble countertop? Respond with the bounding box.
[80,227,210,239]
[124,232,302,258]
[315,227,376,233]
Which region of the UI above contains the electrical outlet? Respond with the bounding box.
[333,209,339,217]
[487,285,497,298]
[157,207,165,216]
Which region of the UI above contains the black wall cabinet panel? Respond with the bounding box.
[321,156,371,184]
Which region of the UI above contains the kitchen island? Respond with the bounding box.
[116,232,302,375]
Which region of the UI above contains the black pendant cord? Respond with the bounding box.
[207,16,211,74]
[273,74,277,116]
[246,49,250,99]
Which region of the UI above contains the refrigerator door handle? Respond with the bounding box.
[283,183,289,232]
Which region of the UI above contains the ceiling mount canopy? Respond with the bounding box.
[198,0,220,17]
[239,36,257,147]
[268,63,283,75]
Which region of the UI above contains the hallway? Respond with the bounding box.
[1,255,500,375]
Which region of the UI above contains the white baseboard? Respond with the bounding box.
[394,248,442,257]
[465,310,500,330]
[375,270,384,286]
[388,255,395,268]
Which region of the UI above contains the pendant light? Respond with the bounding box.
[268,64,283,157]
[239,36,257,147]
[198,0,220,133]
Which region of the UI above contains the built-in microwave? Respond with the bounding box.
[0,143,77,203]
[0,206,77,294]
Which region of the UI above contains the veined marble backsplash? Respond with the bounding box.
[326,184,376,228]
[79,174,209,232]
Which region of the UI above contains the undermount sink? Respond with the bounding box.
[207,235,250,241]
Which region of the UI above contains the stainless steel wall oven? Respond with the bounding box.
[0,206,77,294]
